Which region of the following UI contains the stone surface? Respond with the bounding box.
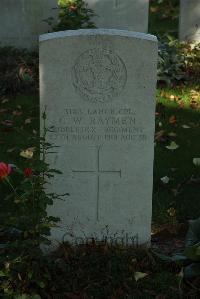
[0,0,57,49]
[86,0,149,32]
[179,0,200,42]
[40,29,157,246]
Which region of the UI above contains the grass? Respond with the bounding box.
[1,86,200,227]
[153,86,200,225]
[0,93,39,167]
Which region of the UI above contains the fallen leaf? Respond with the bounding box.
[131,258,137,263]
[190,100,199,109]
[170,95,175,100]
[171,168,178,172]
[191,95,199,100]
[168,132,177,137]
[150,6,158,13]
[193,158,200,166]
[175,96,181,101]
[25,118,32,124]
[14,199,21,204]
[160,91,166,97]
[160,176,170,184]
[1,120,13,127]
[169,115,177,125]
[178,100,185,109]
[166,141,179,150]
[1,99,9,104]
[13,110,22,116]
[18,273,22,281]
[190,89,200,100]
[182,125,190,129]
[167,207,176,217]
[177,268,184,278]
[134,271,148,282]
[20,147,35,159]
[190,89,198,94]
[155,130,165,141]
[7,148,16,153]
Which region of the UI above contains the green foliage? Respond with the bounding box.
[182,42,200,83]
[0,112,66,298]
[158,38,185,85]
[46,0,96,32]
[0,47,38,96]
[153,87,200,224]
[149,0,179,38]
[158,37,200,86]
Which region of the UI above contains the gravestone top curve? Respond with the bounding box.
[39,29,157,43]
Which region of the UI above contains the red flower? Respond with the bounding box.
[24,168,33,178]
[0,162,12,180]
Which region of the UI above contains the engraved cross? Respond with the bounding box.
[72,147,122,221]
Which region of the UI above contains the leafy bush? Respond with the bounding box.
[46,0,96,32]
[182,42,200,83]
[0,47,38,96]
[158,37,186,85]
[158,37,200,86]
[0,112,66,298]
[149,0,179,38]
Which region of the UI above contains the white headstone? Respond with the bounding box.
[40,29,157,246]
[0,0,57,49]
[179,0,200,43]
[86,0,149,32]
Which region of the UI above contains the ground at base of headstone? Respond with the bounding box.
[39,233,199,299]
[1,228,199,298]
[152,222,187,254]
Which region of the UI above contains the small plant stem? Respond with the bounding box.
[5,177,19,198]
[42,108,47,181]
[31,180,35,210]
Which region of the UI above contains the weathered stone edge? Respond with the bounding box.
[39,29,157,43]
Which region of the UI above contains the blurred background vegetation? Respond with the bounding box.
[149,0,180,38]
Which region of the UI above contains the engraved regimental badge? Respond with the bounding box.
[72,48,127,103]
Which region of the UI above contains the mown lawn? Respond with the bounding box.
[153,86,200,226]
[1,86,200,227]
